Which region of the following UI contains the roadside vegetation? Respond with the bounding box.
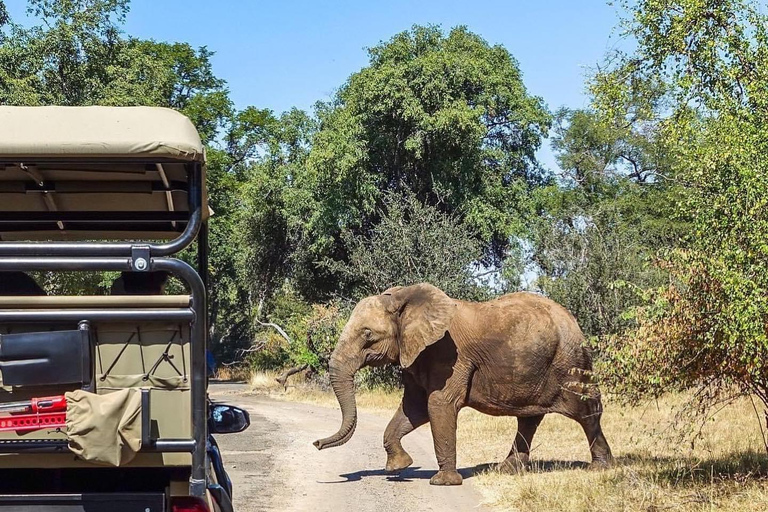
[3,0,768,509]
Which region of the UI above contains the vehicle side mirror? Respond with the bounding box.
[210,404,250,434]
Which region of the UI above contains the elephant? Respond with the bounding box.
[313,283,613,486]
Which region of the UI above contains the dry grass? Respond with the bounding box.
[456,394,768,512]
[283,384,402,412]
[248,370,285,392]
[213,365,252,382]
[248,370,401,411]
[254,373,768,511]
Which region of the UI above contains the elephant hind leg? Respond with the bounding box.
[496,414,544,474]
[574,398,613,469]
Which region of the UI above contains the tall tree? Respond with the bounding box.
[594,0,768,418]
[0,2,9,27]
[0,1,232,137]
[236,108,317,303]
[530,100,682,339]
[322,190,487,301]
[300,25,551,299]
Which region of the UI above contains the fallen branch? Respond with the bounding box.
[276,364,309,389]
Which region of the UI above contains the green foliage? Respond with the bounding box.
[31,270,118,295]
[322,190,487,301]
[551,101,670,187]
[594,0,768,411]
[235,108,318,304]
[0,1,231,141]
[357,366,404,391]
[532,102,684,339]
[0,2,8,27]
[287,302,348,372]
[2,1,135,105]
[529,181,673,338]
[300,25,551,298]
[126,40,231,143]
[250,286,349,377]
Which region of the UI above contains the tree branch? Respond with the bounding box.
[254,298,292,344]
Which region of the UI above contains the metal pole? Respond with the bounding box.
[0,258,131,272]
[153,258,207,497]
[0,309,194,322]
[198,220,209,294]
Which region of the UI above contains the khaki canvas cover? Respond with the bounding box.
[0,106,209,241]
[0,106,204,161]
[65,388,143,466]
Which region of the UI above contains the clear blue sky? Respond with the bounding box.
[4,0,628,171]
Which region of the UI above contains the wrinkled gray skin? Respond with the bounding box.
[314,283,613,486]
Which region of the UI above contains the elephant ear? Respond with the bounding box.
[383,283,457,368]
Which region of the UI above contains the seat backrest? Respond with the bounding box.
[94,321,192,441]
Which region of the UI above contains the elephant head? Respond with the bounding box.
[313,283,457,450]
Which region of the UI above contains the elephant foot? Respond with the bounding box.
[495,457,527,475]
[430,469,463,486]
[385,451,414,472]
[587,457,614,471]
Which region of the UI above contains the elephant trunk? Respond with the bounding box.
[313,354,360,450]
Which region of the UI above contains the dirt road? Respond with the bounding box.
[209,384,488,512]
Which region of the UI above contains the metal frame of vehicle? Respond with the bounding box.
[0,106,241,511]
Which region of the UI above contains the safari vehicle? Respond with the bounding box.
[0,106,249,511]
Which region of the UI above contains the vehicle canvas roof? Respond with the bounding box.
[0,106,210,241]
[0,106,205,161]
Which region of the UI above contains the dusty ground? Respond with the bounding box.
[209,383,488,512]
[212,379,768,512]
[238,375,768,512]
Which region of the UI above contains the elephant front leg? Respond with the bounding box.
[427,392,462,486]
[384,373,428,472]
[383,401,428,472]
